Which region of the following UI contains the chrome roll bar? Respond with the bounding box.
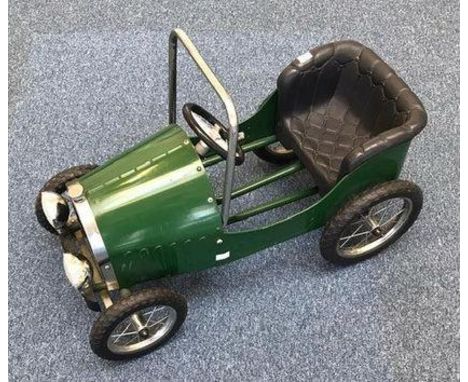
[168,28,238,227]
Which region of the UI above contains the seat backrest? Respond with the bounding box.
[276,40,427,189]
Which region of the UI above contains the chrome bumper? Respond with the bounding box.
[66,180,119,291]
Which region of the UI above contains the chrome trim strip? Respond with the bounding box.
[168,28,238,226]
[67,180,119,291]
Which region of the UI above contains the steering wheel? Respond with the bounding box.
[182,103,245,165]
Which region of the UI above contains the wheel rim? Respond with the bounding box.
[336,197,413,258]
[107,305,177,355]
[266,142,293,155]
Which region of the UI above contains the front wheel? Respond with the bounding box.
[89,288,187,360]
[320,180,423,264]
[35,164,98,234]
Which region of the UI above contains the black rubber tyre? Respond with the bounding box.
[254,143,297,165]
[320,180,423,265]
[85,297,101,312]
[89,288,187,360]
[35,164,98,234]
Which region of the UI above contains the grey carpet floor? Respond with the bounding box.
[8,1,459,381]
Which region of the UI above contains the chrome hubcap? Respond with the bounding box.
[107,305,177,355]
[337,197,413,258]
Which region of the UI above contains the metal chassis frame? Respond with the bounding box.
[217,160,305,203]
[210,159,317,225]
[168,28,238,226]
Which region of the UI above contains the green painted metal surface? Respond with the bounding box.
[219,160,304,202]
[202,135,277,167]
[239,90,278,141]
[77,96,411,288]
[217,141,411,264]
[227,187,317,224]
[79,125,223,287]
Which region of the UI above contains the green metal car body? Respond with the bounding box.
[36,28,425,360]
[78,102,409,289]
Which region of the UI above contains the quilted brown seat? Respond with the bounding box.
[276,40,427,194]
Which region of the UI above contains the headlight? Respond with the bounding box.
[41,191,70,232]
[63,253,91,289]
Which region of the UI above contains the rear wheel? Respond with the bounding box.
[35,164,98,234]
[320,180,423,264]
[90,288,187,360]
[254,142,296,165]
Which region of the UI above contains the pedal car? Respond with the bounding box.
[36,29,427,360]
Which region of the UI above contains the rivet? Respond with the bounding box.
[207,197,214,203]
[68,183,84,199]
[216,239,223,245]
[197,166,202,171]
[184,139,190,145]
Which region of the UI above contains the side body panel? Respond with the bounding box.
[79,125,223,287]
[217,141,411,264]
[238,90,278,142]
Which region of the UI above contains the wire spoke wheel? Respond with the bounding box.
[337,197,413,258]
[90,288,187,360]
[107,305,177,355]
[320,180,423,264]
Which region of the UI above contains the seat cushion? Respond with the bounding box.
[285,111,372,192]
[276,40,427,194]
